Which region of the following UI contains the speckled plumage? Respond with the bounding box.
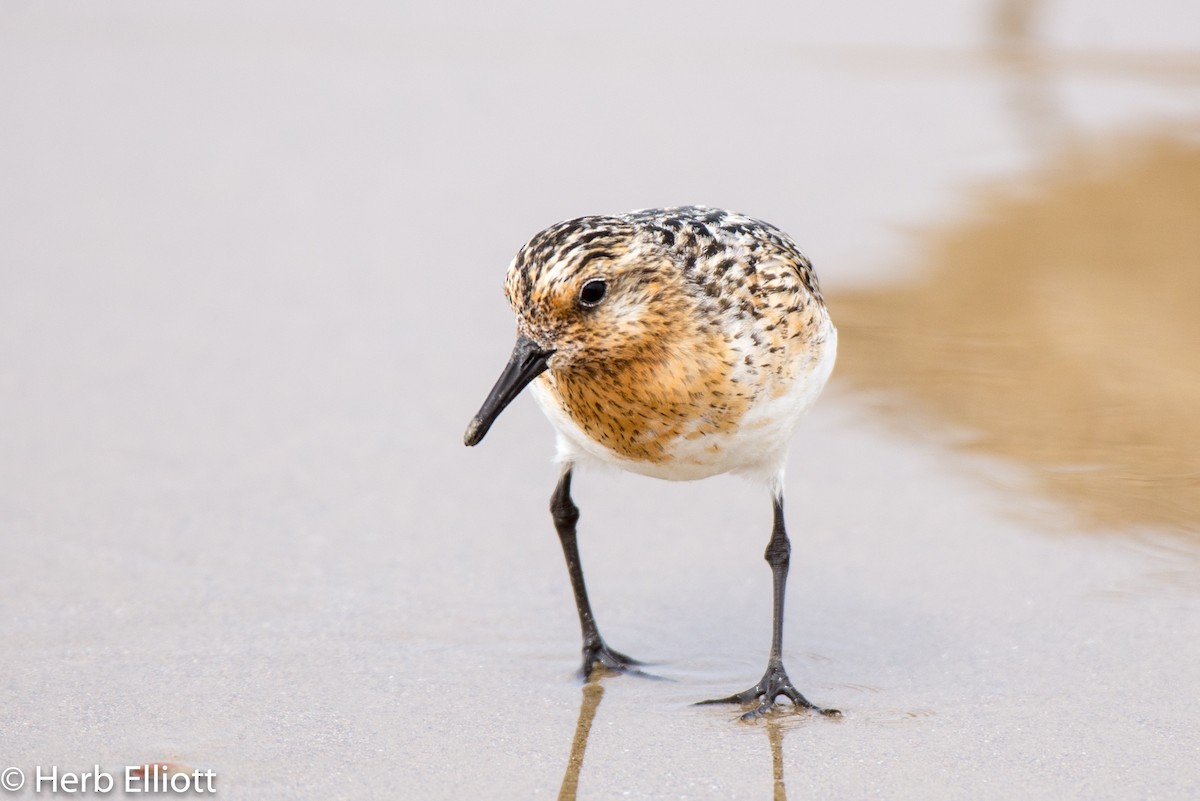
[504,206,836,482]
[465,206,842,718]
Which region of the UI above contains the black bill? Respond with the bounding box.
[463,335,554,446]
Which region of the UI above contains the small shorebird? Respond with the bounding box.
[464,207,839,718]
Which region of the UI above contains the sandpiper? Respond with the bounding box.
[464,206,840,718]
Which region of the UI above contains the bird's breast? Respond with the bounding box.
[542,352,751,466]
[532,311,836,478]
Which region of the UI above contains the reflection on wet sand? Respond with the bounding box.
[555,671,796,800]
[990,0,1065,151]
[557,675,606,801]
[835,133,1200,534]
[766,719,788,801]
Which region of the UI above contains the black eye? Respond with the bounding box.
[579,278,607,307]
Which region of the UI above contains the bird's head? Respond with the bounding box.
[464,215,690,446]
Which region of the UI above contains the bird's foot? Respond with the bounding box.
[580,639,647,680]
[697,661,841,720]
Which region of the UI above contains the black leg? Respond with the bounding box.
[699,494,840,719]
[551,466,643,679]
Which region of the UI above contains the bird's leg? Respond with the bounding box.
[700,494,840,719]
[551,466,643,679]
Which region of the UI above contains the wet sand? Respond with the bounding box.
[837,135,1200,534]
[2,2,1199,799]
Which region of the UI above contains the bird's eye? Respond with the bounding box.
[579,278,608,307]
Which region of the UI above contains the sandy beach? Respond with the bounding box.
[2,2,1199,799]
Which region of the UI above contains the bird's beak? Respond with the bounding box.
[464,334,554,447]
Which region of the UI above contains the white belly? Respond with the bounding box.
[531,324,837,483]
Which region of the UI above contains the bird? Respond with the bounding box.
[464,206,840,719]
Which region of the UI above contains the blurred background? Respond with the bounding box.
[1,2,1198,799]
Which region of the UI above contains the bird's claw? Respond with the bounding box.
[697,662,841,720]
[580,640,647,679]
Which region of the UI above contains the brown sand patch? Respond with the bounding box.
[834,133,1200,532]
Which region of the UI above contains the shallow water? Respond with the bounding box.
[1,2,1199,799]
